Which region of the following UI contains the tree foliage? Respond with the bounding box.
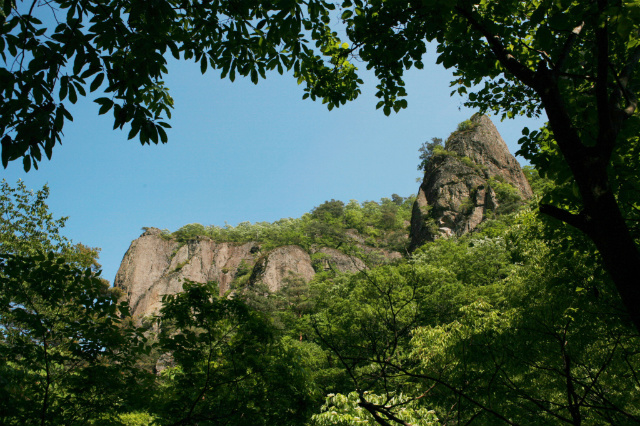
[0,182,320,425]
[0,181,148,426]
[327,0,640,331]
[0,251,147,426]
[0,0,360,170]
[4,176,640,426]
[310,210,640,426]
[417,137,443,172]
[167,195,415,254]
[152,280,315,426]
[0,179,100,268]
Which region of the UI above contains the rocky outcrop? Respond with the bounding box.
[117,116,528,319]
[114,229,261,320]
[313,247,367,273]
[115,229,373,320]
[249,246,316,292]
[409,114,532,250]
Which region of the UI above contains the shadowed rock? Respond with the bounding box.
[409,114,532,250]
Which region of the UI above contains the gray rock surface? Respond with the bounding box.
[313,247,367,273]
[249,245,316,292]
[114,229,260,319]
[115,230,372,320]
[409,114,532,250]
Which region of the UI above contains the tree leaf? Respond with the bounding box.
[90,73,104,92]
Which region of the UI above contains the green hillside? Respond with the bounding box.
[167,194,415,255]
[2,172,639,426]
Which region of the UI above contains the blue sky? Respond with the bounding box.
[1,48,544,283]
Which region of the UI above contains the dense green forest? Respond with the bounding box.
[2,165,639,426]
[2,0,640,424]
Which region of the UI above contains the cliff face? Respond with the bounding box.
[409,114,532,250]
[115,114,531,319]
[115,229,369,320]
[248,245,316,292]
[114,228,259,319]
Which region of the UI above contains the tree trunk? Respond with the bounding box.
[535,69,640,333]
[586,191,640,332]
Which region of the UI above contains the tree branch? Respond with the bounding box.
[539,203,589,233]
[554,21,585,74]
[454,6,537,87]
[387,365,523,426]
[359,392,430,426]
[595,1,615,158]
[612,46,640,118]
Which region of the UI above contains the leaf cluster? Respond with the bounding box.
[0,0,363,170]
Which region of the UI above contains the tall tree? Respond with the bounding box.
[322,0,640,331]
[154,280,315,426]
[0,180,149,425]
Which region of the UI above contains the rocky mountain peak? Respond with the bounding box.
[409,114,533,250]
[115,114,532,319]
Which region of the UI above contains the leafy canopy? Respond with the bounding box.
[0,180,148,426]
[0,0,360,170]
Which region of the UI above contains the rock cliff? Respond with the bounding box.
[115,114,531,319]
[115,229,369,320]
[409,114,532,250]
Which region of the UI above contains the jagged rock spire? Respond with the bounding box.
[409,114,532,250]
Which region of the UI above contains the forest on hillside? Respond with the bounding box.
[2,158,639,425]
[166,193,415,255]
[2,0,640,425]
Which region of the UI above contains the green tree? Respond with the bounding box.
[0,252,148,426]
[312,199,346,221]
[417,138,444,172]
[275,274,315,340]
[310,263,437,421]
[0,179,99,269]
[333,0,640,331]
[310,211,640,426]
[310,392,439,426]
[0,0,358,170]
[406,212,640,426]
[154,280,314,426]
[0,181,149,425]
[172,223,206,243]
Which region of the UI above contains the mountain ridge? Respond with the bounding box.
[115,115,532,320]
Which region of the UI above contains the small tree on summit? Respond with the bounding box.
[417,137,443,172]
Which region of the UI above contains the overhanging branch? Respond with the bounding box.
[555,22,585,74]
[454,6,537,88]
[539,203,588,233]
